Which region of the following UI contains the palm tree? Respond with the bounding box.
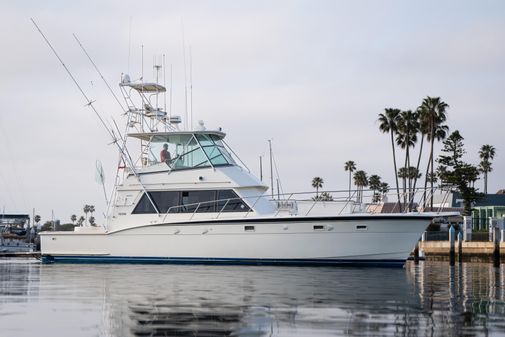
[311,177,324,197]
[83,204,91,225]
[344,161,356,199]
[368,174,382,203]
[479,144,496,194]
[319,192,334,201]
[34,215,41,225]
[419,97,449,209]
[378,108,402,211]
[396,110,419,206]
[89,216,96,226]
[412,105,429,192]
[89,205,95,216]
[379,182,390,201]
[70,214,77,225]
[77,216,85,227]
[353,170,368,203]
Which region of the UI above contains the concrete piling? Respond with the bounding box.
[449,225,456,266]
[458,231,463,263]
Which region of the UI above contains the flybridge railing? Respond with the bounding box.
[157,187,454,222]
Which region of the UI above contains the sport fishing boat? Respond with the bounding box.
[39,64,446,267]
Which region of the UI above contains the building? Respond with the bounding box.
[432,191,505,230]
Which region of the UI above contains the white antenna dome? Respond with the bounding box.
[197,120,206,131]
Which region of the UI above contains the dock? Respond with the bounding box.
[0,251,41,259]
[419,241,505,263]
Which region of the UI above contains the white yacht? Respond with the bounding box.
[40,71,444,267]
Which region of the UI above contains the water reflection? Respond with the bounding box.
[0,260,504,336]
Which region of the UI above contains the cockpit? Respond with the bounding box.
[129,131,237,170]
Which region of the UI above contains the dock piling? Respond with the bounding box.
[457,231,463,263]
[449,225,456,266]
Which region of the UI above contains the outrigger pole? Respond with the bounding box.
[30,18,160,217]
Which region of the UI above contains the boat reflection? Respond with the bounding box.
[0,261,504,336]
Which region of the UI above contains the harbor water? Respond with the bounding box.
[0,259,504,336]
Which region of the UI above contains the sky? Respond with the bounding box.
[0,0,504,224]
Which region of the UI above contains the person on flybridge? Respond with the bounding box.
[160,144,171,164]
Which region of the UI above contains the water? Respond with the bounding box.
[0,260,504,337]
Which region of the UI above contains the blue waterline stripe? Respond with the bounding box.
[42,255,405,267]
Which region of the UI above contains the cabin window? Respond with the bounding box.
[181,190,216,213]
[244,225,255,232]
[217,190,250,212]
[356,225,368,231]
[151,191,180,213]
[132,193,158,214]
[313,225,325,231]
[132,189,250,214]
[146,133,236,170]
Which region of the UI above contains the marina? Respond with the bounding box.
[1,1,504,336]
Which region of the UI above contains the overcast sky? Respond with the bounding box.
[0,0,504,223]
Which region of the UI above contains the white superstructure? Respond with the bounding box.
[40,68,448,267]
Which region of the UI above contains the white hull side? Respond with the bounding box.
[40,216,430,265]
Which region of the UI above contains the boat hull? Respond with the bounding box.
[40,215,432,267]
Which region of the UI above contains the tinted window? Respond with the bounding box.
[132,193,158,214]
[132,189,250,214]
[181,190,216,213]
[151,191,180,213]
[217,190,250,212]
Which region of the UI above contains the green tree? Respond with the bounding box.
[34,215,41,226]
[379,182,390,201]
[77,216,85,227]
[437,131,481,215]
[353,170,368,203]
[89,216,96,226]
[420,96,449,210]
[83,204,91,225]
[313,192,334,201]
[368,174,382,203]
[378,108,402,211]
[396,110,419,205]
[478,144,496,194]
[344,161,356,199]
[311,177,324,197]
[70,214,77,224]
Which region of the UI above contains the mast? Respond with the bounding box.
[259,156,263,182]
[268,140,274,198]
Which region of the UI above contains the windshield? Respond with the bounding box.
[147,133,236,170]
